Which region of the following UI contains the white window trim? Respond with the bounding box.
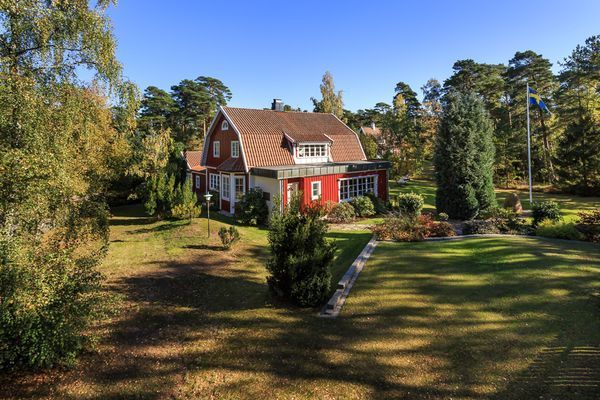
[231,140,240,158]
[195,175,200,189]
[234,175,246,201]
[213,141,220,158]
[311,181,321,200]
[221,175,230,201]
[221,120,229,130]
[338,174,378,202]
[209,173,220,191]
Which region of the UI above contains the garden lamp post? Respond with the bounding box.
[203,192,213,238]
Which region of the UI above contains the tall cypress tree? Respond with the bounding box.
[434,91,496,219]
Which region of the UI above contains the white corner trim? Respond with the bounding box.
[200,109,223,166]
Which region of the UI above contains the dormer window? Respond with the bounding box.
[221,120,229,130]
[297,144,327,158]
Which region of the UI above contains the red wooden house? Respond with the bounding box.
[191,100,390,213]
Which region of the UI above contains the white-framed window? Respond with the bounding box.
[297,144,327,158]
[311,181,321,200]
[234,176,245,201]
[339,175,376,201]
[209,173,220,191]
[213,141,220,158]
[231,140,240,158]
[221,120,229,130]
[195,175,200,189]
[221,175,230,200]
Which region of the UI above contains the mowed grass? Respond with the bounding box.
[344,237,600,399]
[389,179,599,222]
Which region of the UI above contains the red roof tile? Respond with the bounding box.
[216,157,245,172]
[221,107,365,168]
[183,151,204,171]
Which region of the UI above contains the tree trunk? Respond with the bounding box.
[538,111,556,184]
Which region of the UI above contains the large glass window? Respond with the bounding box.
[339,176,376,201]
[297,144,327,158]
[221,175,230,200]
[209,174,220,191]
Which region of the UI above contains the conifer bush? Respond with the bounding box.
[434,91,496,220]
[532,201,561,226]
[171,181,201,221]
[218,226,240,249]
[266,195,336,307]
[396,192,424,218]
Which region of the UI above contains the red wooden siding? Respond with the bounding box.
[281,170,388,207]
[205,115,241,168]
[191,171,206,196]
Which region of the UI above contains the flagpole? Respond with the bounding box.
[526,82,533,205]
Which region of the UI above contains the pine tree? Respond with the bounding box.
[434,91,496,219]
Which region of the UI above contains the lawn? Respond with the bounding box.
[3,208,598,399]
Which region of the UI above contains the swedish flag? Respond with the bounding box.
[528,87,551,113]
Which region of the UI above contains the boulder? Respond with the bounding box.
[503,192,523,214]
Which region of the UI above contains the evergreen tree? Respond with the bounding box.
[139,86,177,131]
[555,35,600,195]
[434,91,496,219]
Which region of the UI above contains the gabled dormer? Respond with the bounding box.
[284,132,333,164]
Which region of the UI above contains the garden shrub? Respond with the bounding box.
[578,209,600,225]
[418,214,456,238]
[462,220,501,235]
[532,201,561,226]
[236,188,269,226]
[208,189,220,211]
[351,196,375,217]
[365,192,388,215]
[328,202,355,223]
[144,173,178,218]
[576,210,600,242]
[536,221,584,241]
[371,214,425,242]
[218,226,240,249]
[397,192,424,218]
[171,181,201,221]
[266,197,335,307]
[437,212,449,221]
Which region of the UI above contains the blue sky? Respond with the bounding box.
[107,0,599,111]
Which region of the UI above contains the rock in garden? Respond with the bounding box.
[503,192,523,214]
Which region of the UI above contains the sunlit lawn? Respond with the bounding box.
[4,206,598,400]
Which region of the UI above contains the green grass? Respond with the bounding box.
[4,206,599,399]
[379,179,598,222]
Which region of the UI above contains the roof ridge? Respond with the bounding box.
[223,106,334,116]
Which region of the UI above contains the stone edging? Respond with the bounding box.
[319,236,378,318]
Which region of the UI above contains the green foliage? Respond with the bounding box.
[462,220,501,235]
[144,173,178,218]
[218,226,240,249]
[437,212,449,221]
[328,202,356,223]
[171,181,201,221]
[312,71,344,118]
[578,209,600,225]
[396,192,424,218]
[359,132,378,159]
[532,201,561,226]
[371,215,425,242]
[236,188,269,226]
[266,196,336,307]
[208,190,220,211]
[365,192,388,215]
[434,90,496,220]
[350,196,376,217]
[536,221,584,241]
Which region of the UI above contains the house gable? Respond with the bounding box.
[201,110,249,172]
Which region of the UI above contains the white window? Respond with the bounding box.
[297,144,327,158]
[339,175,376,202]
[213,141,220,158]
[195,175,200,189]
[221,120,229,130]
[221,175,230,200]
[209,173,220,191]
[234,176,245,201]
[311,181,321,200]
[231,141,240,158]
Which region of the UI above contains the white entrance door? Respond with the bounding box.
[231,175,246,213]
[287,182,299,205]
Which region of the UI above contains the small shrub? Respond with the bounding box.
[218,226,240,249]
[532,201,561,226]
[328,202,355,223]
[536,221,583,241]
[351,196,376,217]
[397,192,424,218]
[437,212,449,221]
[418,215,456,238]
[578,209,600,225]
[365,192,388,215]
[171,181,201,221]
[236,188,269,226]
[462,220,501,235]
[371,214,425,242]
